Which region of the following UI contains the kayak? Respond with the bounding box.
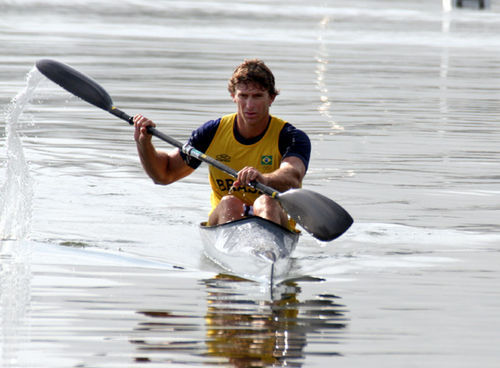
[200,216,300,283]
[199,216,300,283]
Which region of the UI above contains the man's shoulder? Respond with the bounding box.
[194,118,222,137]
[277,121,311,170]
[270,116,309,137]
[182,118,223,169]
[279,122,310,141]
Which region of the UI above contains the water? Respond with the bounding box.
[1,0,500,366]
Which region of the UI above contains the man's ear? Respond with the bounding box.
[269,94,276,106]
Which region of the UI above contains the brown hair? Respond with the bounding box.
[228,59,279,98]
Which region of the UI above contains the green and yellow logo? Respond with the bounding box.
[261,155,273,165]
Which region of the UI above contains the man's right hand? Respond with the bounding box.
[133,114,156,144]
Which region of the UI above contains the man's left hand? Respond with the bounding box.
[233,166,266,188]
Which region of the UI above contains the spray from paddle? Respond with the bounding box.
[0,68,43,240]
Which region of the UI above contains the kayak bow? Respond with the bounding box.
[200,216,300,283]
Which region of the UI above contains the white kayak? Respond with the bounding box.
[199,216,300,283]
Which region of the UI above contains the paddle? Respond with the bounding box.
[35,59,353,241]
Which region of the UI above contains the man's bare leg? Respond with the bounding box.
[208,195,245,226]
[253,195,288,227]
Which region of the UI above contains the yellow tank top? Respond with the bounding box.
[205,113,286,210]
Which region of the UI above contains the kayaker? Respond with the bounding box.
[134,59,311,228]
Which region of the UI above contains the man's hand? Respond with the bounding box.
[233,166,267,188]
[133,114,156,144]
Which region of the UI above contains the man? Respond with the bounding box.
[134,59,311,228]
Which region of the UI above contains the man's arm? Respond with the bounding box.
[264,156,306,191]
[134,114,194,185]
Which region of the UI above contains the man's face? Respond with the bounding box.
[232,83,275,128]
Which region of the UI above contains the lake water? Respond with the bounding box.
[1,0,500,367]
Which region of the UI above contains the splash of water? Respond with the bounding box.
[0,67,43,240]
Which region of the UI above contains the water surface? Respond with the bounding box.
[1,0,500,367]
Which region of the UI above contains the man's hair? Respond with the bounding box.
[228,59,279,98]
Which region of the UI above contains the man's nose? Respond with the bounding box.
[246,97,256,109]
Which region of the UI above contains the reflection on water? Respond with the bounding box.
[315,13,344,133]
[0,241,32,367]
[134,275,348,367]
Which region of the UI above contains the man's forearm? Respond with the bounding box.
[263,166,302,192]
[262,157,306,192]
[137,141,169,184]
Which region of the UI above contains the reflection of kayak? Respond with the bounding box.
[199,216,300,283]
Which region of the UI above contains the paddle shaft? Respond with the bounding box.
[110,106,279,199]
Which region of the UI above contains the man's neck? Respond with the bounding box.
[235,114,271,140]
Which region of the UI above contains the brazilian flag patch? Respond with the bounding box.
[261,155,273,165]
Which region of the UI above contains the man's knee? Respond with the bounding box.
[253,195,277,211]
[209,195,245,225]
[219,195,244,210]
[254,195,288,226]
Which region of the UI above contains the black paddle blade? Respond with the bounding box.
[36,59,113,112]
[279,189,353,241]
